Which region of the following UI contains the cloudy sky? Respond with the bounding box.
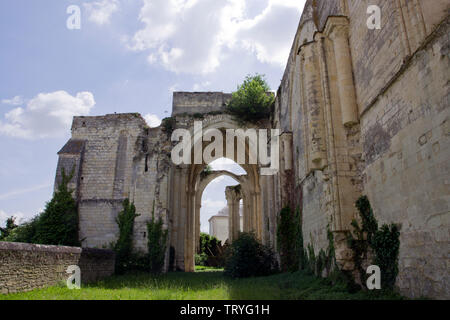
[0,0,305,232]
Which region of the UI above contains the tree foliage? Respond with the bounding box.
[4,167,79,247]
[114,199,140,274]
[277,207,302,272]
[226,74,275,122]
[147,201,168,274]
[347,196,400,290]
[0,216,18,240]
[224,232,278,278]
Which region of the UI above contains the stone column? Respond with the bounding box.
[225,186,241,242]
[170,166,180,270]
[302,43,327,167]
[184,189,196,272]
[325,17,359,127]
[195,202,201,253]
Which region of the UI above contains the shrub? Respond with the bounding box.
[4,167,80,246]
[161,117,176,135]
[347,196,400,290]
[32,167,80,247]
[224,232,278,278]
[3,217,38,243]
[372,224,400,289]
[277,207,302,272]
[197,232,225,267]
[226,74,275,123]
[200,165,212,179]
[195,253,208,266]
[0,216,18,240]
[147,201,168,274]
[114,199,140,274]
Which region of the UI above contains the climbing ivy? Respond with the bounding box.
[347,196,400,290]
[161,117,176,135]
[114,199,140,274]
[147,201,168,274]
[276,207,302,272]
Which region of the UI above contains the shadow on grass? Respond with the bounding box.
[88,270,404,300]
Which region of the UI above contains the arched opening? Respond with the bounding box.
[169,115,265,272]
[196,159,246,268]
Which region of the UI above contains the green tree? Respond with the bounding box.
[114,199,140,274]
[32,167,80,246]
[227,74,275,122]
[0,216,18,240]
[147,201,168,274]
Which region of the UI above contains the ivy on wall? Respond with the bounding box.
[147,200,168,274]
[114,199,140,274]
[347,196,400,290]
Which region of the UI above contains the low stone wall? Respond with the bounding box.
[0,242,115,294]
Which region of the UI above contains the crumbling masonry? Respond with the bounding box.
[55,0,449,299]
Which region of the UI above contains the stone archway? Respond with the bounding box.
[168,115,265,272]
[194,170,247,253]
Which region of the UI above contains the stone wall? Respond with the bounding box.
[50,0,449,299]
[0,242,115,294]
[56,113,172,252]
[271,0,449,299]
[172,92,231,115]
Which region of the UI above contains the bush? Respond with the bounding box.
[347,196,400,290]
[147,201,168,274]
[224,232,278,278]
[3,217,38,243]
[277,207,302,272]
[0,216,18,240]
[195,253,208,266]
[4,167,79,247]
[33,167,80,246]
[197,232,225,267]
[372,224,400,289]
[114,199,140,274]
[161,117,176,135]
[226,74,275,123]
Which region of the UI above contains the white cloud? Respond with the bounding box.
[0,91,95,139]
[1,96,24,106]
[0,182,53,201]
[193,81,211,91]
[169,84,179,93]
[144,113,162,127]
[237,0,306,66]
[83,0,119,25]
[127,0,305,74]
[202,198,226,209]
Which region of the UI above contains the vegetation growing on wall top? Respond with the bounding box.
[226,74,275,123]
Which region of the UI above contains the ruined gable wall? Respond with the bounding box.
[59,114,171,252]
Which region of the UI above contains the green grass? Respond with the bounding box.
[0,270,404,300]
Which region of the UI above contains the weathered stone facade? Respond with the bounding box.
[0,242,115,294]
[54,0,449,299]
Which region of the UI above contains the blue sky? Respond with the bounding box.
[0,0,305,232]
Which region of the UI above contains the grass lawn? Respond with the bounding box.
[0,268,404,300]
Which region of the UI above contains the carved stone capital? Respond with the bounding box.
[324,16,350,40]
